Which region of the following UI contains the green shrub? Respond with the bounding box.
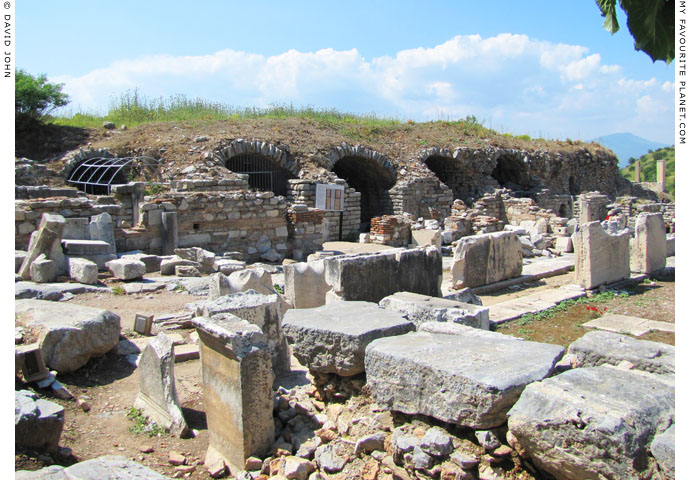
[15,69,70,120]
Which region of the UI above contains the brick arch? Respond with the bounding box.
[215,139,300,178]
[62,147,116,180]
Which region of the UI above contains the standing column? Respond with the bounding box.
[635,160,641,183]
[193,315,274,475]
[657,159,666,193]
[161,211,178,255]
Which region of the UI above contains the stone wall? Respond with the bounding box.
[286,179,361,241]
[389,177,453,220]
[369,215,411,247]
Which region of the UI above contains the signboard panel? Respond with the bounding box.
[315,184,344,211]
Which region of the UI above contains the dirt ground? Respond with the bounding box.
[15,267,675,477]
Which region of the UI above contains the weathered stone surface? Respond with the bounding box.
[30,254,55,283]
[201,291,290,374]
[16,250,27,273]
[666,234,674,257]
[62,239,112,255]
[89,212,116,254]
[314,443,347,473]
[207,272,232,301]
[15,390,64,453]
[451,231,522,288]
[443,287,483,306]
[283,301,414,376]
[365,329,564,428]
[651,424,675,479]
[410,229,441,250]
[213,258,246,275]
[175,265,201,277]
[284,260,331,309]
[574,221,630,289]
[227,268,275,296]
[567,330,674,375]
[379,291,489,330]
[15,455,170,479]
[15,281,109,300]
[16,299,120,373]
[106,259,146,280]
[630,212,666,273]
[68,257,99,285]
[507,366,675,480]
[19,213,66,280]
[121,253,162,273]
[133,333,188,437]
[193,315,274,473]
[324,247,442,303]
[420,427,453,457]
[175,246,215,266]
[160,257,201,276]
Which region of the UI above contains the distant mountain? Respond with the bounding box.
[590,133,670,168]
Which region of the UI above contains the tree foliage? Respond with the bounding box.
[596,0,675,63]
[15,69,70,120]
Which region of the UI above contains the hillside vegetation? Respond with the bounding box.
[620,146,675,198]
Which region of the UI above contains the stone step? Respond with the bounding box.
[488,285,585,325]
[61,239,113,255]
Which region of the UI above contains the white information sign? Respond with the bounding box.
[315,184,344,211]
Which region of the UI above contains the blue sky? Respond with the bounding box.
[17,0,675,144]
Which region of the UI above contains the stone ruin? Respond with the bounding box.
[14,135,676,479]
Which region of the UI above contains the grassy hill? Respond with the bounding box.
[620,146,675,198]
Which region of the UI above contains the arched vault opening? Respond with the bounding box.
[226,152,295,196]
[491,155,528,190]
[67,156,160,195]
[333,155,396,231]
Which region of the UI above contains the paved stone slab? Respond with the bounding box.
[488,285,585,325]
[122,280,166,294]
[15,455,171,479]
[379,291,489,330]
[567,330,674,375]
[16,299,120,373]
[582,313,652,336]
[365,329,564,428]
[283,301,414,376]
[507,366,675,480]
[15,281,110,300]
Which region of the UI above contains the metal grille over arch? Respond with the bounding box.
[225,152,295,197]
[66,156,160,195]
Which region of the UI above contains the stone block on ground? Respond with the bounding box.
[410,229,442,250]
[175,247,215,273]
[207,272,232,301]
[16,250,27,273]
[213,258,246,275]
[30,254,55,283]
[451,231,522,288]
[15,455,170,479]
[227,268,275,296]
[651,424,675,479]
[175,265,201,277]
[120,253,162,273]
[68,257,99,285]
[15,299,120,373]
[19,213,66,280]
[89,212,116,254]
[507,366,675,480]
[15,390,64,453]
[324,247,442,303]
[567,330,674,375]
[106,258,146,280]
[666,234,674,257]
[379,291,489,330]
[200,290,291,374]
[193,315,274,474]
[284,260,331,309]
[160,256,202,276]
[61,239,112,256]
[134,333,188,437]
[283,301,414,376]
[630,212,666,273]
[365,328,564,428]
[574,221,630,289]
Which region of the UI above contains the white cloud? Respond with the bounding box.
[52,33,674,143]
